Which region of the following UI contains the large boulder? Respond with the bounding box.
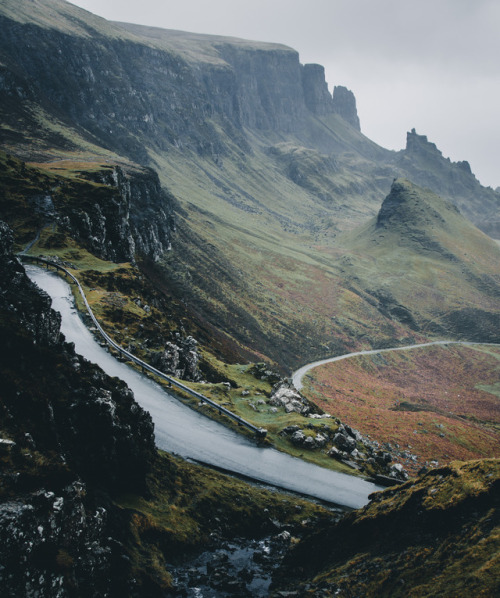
[269,381,319,416]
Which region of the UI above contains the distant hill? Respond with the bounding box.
[337,178,500,341]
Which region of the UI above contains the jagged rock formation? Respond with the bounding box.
[301,63,335,116]
[396,129,500,235]
[0,220,61,344]
[150,335,202,381]
[0,153,175,263]
[0,221,156,595]
[332,85,361,130]
[79,165,175,262]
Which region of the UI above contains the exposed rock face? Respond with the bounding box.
[0,482,127,598]
[405,128,442,156]
[397,129,500,235]
[0,222,157,596]
[0,221,61,344]
[332,85,360,130]
[78,166,175,263]
[213,44,308,133]
[0,153,175,264]
[0,4,352,159]
[151,335,202,381]
[301,63,335,116]
[269,380,324,416]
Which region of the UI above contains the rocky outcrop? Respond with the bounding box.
[332,85,360,130]
[396,129,500,235]
[301,63,335,116]
[269,380,320,416]
[0,153,175,264]
[0,220,61,344]
[0,482,129,598]
[279,419,409,482]
[0,222,157,596]
[151,334,202,381]
[76,166,176,263]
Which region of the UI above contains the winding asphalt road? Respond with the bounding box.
[26,265,383,509]
[292,340,499,390]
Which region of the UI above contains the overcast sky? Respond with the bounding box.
[70,0,499,188]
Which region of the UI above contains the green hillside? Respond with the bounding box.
[272,458,500,597]
[337,179,500,341]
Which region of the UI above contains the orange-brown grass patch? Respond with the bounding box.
[303,345,500,473]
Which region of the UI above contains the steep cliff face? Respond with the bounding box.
[0,220,61,344]
[332,85,361,130]
[301,63,335,116]
[80,165,175,262]
[0,221,157,596]
[0,152,175,263]
[0,1,361,167]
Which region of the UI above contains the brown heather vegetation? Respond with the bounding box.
[302,344,500,473]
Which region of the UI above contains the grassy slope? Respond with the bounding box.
[272,459,500,597]
[4,3,498,369]
[302,344,500,473]
[118,450,331,592]
[328,180,500,343]
[150,142,417,369]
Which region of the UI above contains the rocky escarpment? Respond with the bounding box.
[77,165,176,262]
[301,64,335,116]
[0,1,362,168]
[150,334,202,382]
[0,221,157,596]
[396,129,500,236]
[332,85,360,130]
[0,220,61,344]
[0,152,175,263]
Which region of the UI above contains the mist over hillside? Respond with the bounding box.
[1,0,499,368]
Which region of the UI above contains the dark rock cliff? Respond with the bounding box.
[332,85,361,130]
[0,6,360,168]
[0,153,175,264]
[0,220,61,344]
[301,63,335,116]
[75,165,176,262]
[0,221,156,596]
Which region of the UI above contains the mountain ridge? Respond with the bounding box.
[1,0,499,369]
[0,2,499,594]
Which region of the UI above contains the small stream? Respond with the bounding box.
[26,265,382,509]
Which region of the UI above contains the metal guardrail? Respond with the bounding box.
[21,255,267,438]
